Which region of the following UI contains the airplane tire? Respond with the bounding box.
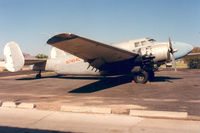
[133,71,149,84]
[36,74,41,79]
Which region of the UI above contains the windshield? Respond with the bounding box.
[148,39,156,43]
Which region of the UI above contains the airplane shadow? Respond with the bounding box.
[151,76,182,82]
[16,75,105,80]
[0,126,72,133]
[16,75,182,93]
[69,76,132,93]
[68,76,182,93]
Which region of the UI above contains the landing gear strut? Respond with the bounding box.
[36,70,42,79]
[148,71,155,81]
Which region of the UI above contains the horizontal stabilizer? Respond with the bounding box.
[25,59,46,65]
[0,61,5,67]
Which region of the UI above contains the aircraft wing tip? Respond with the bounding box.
[47,33,78,45]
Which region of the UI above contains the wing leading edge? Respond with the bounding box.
[47,33,138,69]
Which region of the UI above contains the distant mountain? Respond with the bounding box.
[23,53,35,59]
[0,53,35,61]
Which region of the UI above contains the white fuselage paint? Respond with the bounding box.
[45,38,168,75]
[45,49,100,75]
[46,56,99,75]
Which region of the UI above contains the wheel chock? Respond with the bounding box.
[147,81,151,84]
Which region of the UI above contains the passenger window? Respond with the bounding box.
[135,42,140,47]
[141,41,147,46]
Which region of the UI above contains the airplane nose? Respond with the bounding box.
[172,42,193,60]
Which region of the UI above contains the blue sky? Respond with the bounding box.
[0,0,200,57]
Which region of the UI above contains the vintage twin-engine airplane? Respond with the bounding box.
[3,33,193,83]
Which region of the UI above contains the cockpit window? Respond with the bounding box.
[135,42,140,47]
[141,41,148,46]
[149,39,156,43]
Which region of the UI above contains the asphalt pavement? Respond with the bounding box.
[0,69,200,132]
[0,69,200,119]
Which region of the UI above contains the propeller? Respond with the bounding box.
[168,38,177,71]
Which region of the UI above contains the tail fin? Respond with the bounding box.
[4,42,24,72]
[50,47,66,59]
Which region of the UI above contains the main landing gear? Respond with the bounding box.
[133,70,154,84]
[36,70,42,79]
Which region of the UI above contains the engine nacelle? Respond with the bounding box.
[139,43,169,63]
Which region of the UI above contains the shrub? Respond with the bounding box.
[184,57,200,69]
[35,54,48,59]
[3,68,8,72]
[188,58,200,69]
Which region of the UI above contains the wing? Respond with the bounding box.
[47,33,138,69]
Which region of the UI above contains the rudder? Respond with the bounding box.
[4,42,24,72]
[50,47,67,59]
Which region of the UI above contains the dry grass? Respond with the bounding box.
[0,67,5,72]
[160,63,188,68]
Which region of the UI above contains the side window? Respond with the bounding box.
[141,41,147,46]
[135,42,140,47]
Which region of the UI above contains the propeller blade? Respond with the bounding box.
[168,37,177,71]
[169,37,173,53]
[171,53,177,71]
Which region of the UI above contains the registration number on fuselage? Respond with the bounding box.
[66,58,81,64]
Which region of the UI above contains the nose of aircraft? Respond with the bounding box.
[172,42,193,60]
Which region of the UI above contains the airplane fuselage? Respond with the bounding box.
[3,34,193,83]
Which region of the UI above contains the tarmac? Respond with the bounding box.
[0,69,200,120]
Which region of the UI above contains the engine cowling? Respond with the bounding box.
[138,43,169,63]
